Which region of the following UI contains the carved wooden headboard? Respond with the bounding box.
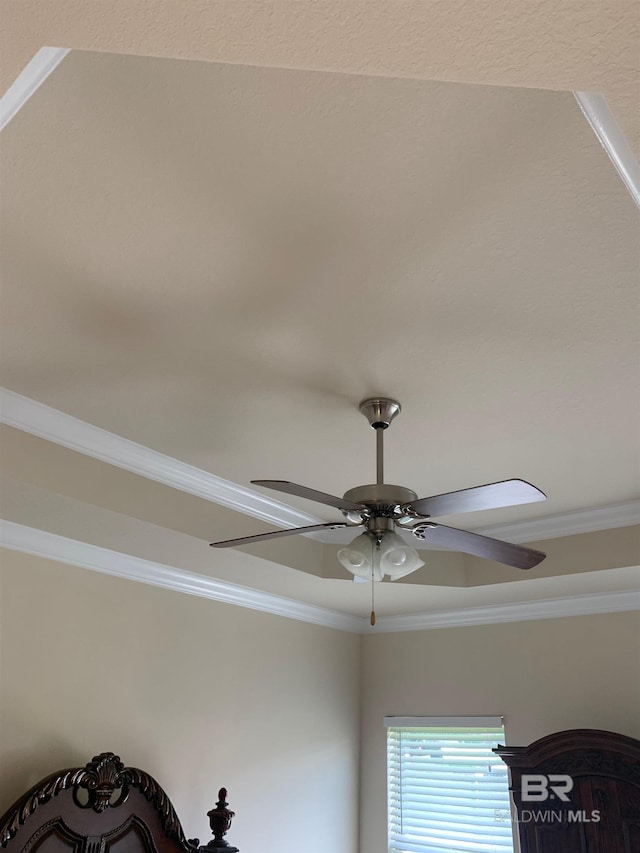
[0,753,237,853]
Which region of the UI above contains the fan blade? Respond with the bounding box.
[416,523,546,569]
[403,479,546,518]
[251,480,366,512]
[210,522,351,548]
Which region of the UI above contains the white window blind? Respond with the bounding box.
[386,716,513,853]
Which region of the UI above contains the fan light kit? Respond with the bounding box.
[210,398,547,607]
[338,530,425,582]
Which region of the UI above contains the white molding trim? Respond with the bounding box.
[371,587,640,634]
[0,47,70,132]
[0,520,364,633]
[2,389,638,546]
[575,91,640,210]
[2,521,638,635]
[480,500,640,544]
[0,387,320,530]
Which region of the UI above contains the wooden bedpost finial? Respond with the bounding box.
[204,788,238,852]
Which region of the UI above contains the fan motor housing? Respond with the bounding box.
[343,484,418,509]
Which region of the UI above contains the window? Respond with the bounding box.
[386,716,513,853]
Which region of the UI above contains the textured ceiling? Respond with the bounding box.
[2,1,638,154]
[0,46,638,617]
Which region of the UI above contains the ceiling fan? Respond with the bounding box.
[210,398,547,582]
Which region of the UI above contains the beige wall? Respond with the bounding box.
[3,553,639,853]
[359,612,640,853]
[0,551,361,853]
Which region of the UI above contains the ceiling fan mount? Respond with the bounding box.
[342,398,418,517]
[342,397,418,530]
[210,397,547,579]
[358,396,402,429]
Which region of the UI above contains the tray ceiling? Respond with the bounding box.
[1,49,638,624]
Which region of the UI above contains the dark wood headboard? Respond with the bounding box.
[0,753,237,853]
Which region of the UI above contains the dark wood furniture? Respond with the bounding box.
[494,729,640,853]
[0,752,238,853]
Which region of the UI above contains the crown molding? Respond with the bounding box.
[0,387,320,530]
[0,47,69,132]
[574,92,640,211]
[0,520,363,633]
[479,500,640,544]
[2,388,638,547]
[370,588,640,634]
[2,521,638,635]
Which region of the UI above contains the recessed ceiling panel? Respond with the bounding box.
[1,50,638,535]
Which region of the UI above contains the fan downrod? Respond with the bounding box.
[358,398,401,486]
